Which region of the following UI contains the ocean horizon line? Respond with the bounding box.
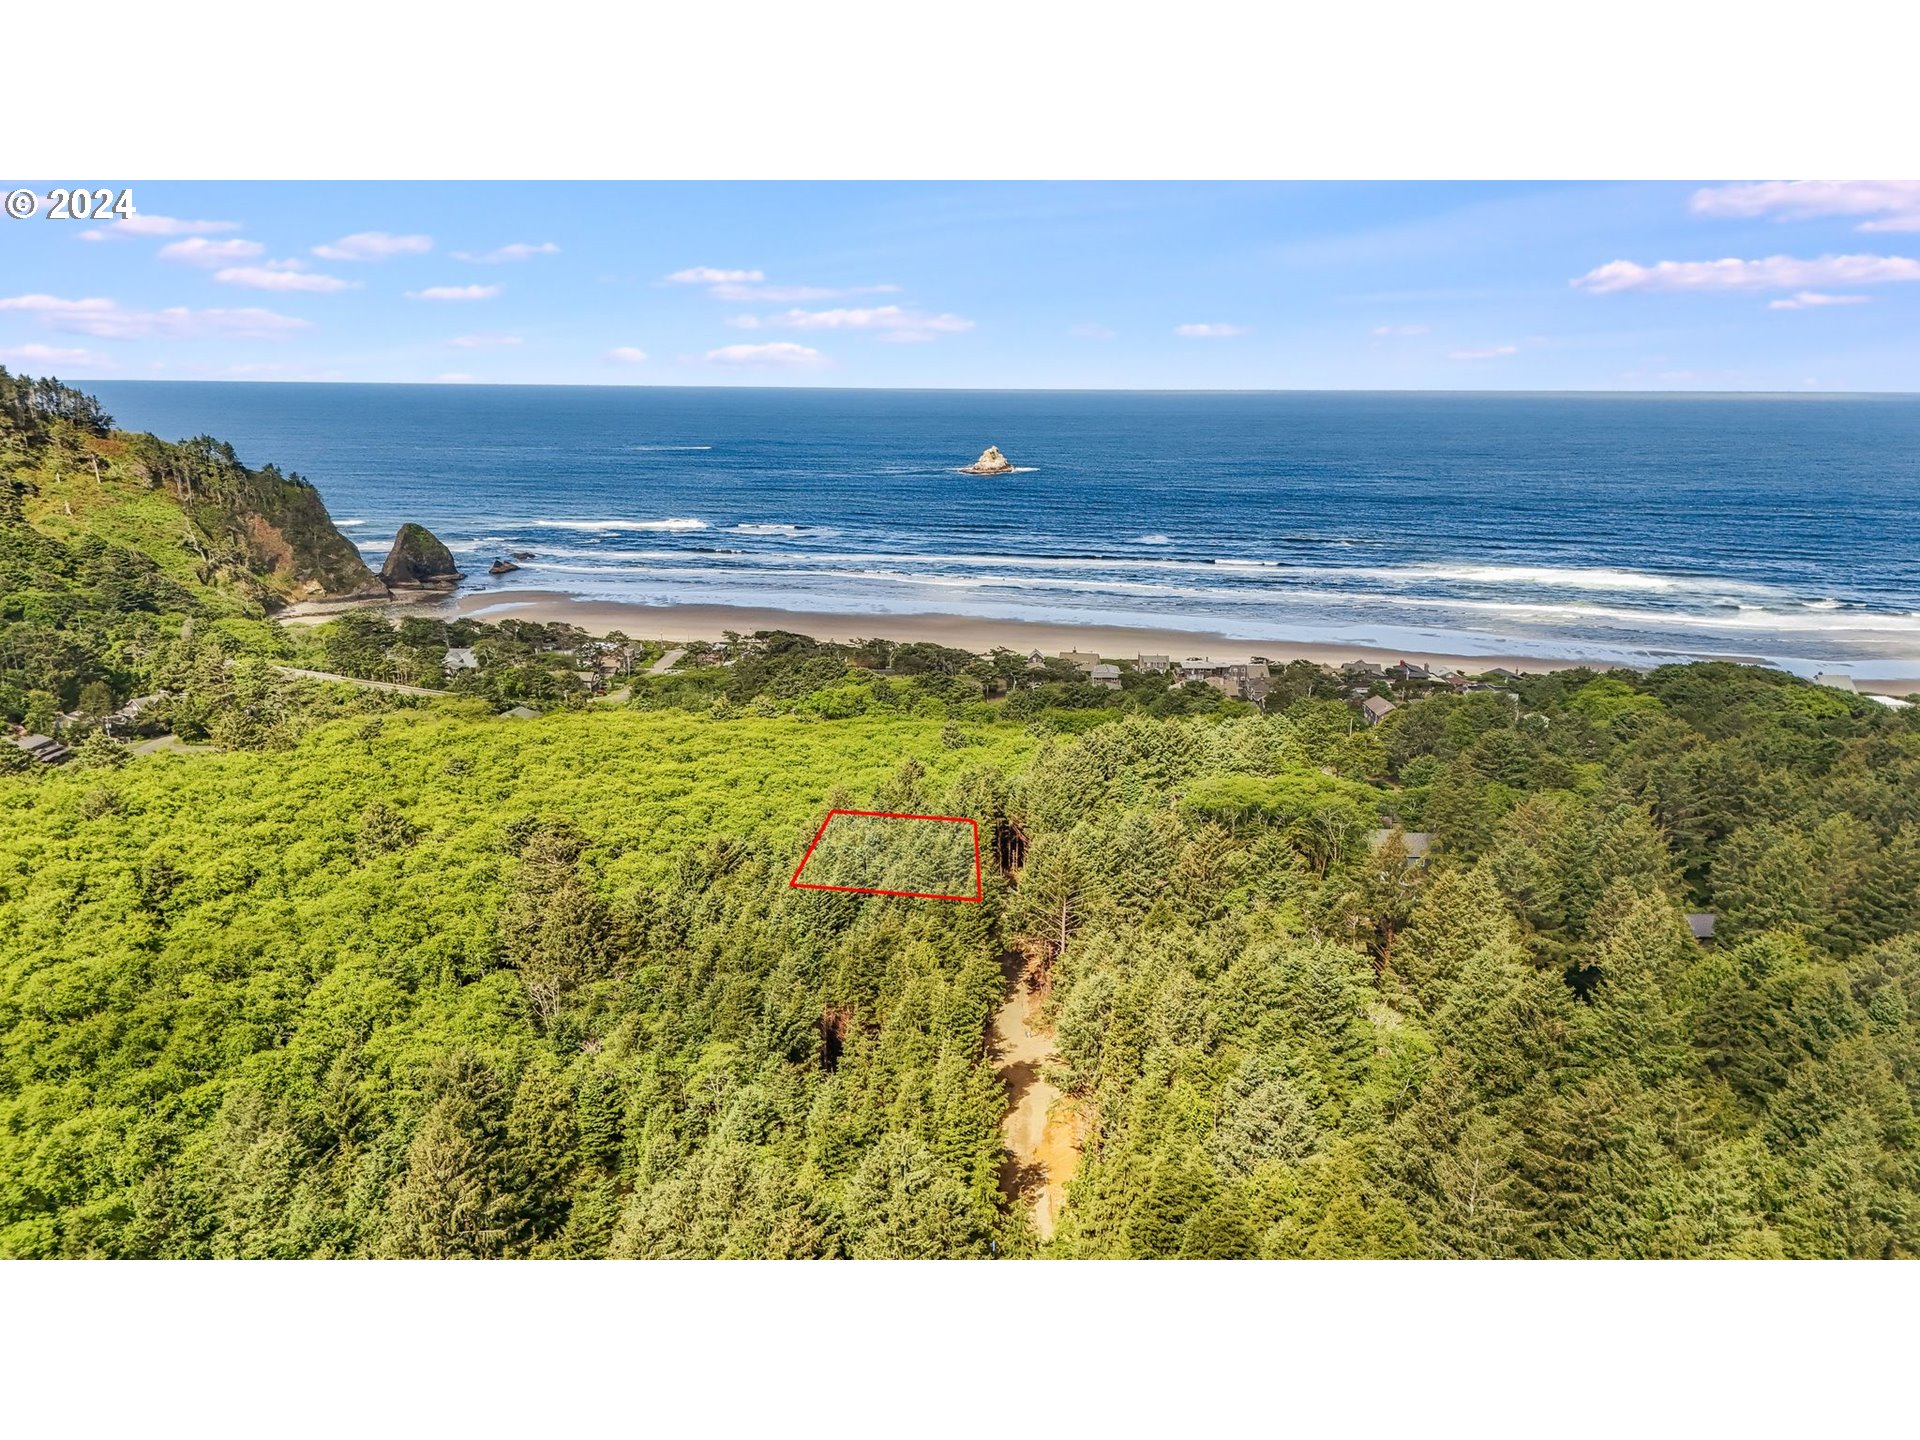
[70,379,1920,399]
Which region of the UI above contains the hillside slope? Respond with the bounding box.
[1,369,381,608]
[6,372,1920,1261]
[0,708,1035,1258]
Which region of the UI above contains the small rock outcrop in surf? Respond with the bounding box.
[378,523,463,588]
[960,445,1016,475]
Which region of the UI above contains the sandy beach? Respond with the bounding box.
[274,587,1920,695]
[418,588,1589,674]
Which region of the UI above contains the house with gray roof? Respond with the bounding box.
[11,734,72,765]
[1361,695,1398,725]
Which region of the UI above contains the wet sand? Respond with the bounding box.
[277,587,1920,695]
[428,589,1588,673]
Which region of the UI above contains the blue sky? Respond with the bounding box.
[2,181,1916,390]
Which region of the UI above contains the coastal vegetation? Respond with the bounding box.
[5,373,1920,1258]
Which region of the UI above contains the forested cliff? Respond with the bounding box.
[1,368,380,610]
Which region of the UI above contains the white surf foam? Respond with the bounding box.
[732,523,842,538]
[531,518,709,532]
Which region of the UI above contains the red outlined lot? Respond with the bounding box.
[789,809,984,903]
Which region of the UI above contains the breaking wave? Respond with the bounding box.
[732,523,842,538]
[531,518,709,532]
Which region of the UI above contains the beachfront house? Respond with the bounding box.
[1090,663,1122,690]
[1174,658,1270,704]
[1361,695,1398,726]
[1026,649,1047,671]
[444,647,480,675]
[1225,662,1270,704]
[1137,654,1171,674]
[1059,650,1102,672]
[1342,660,1385,680]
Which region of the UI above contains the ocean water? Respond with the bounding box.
[87,383,1920,675]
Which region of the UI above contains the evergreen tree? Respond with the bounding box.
[1831,827,1920,955]
[843,1132,992,1259]
[380,1055,511,1259]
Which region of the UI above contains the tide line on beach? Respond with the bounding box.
[429,588,1592,674]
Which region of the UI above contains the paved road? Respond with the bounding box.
[270,665,445,697]
[647,646,687,676]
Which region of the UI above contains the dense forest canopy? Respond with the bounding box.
[4,373,1919,1258]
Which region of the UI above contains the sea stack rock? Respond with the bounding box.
[960,445,1016,475]
[379,523,463,588]
[488,558,522,576]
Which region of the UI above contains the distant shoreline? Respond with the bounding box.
[273,587,1920,695]
[303,587,1597,675]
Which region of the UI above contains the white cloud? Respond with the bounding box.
[711,282,898,302]
[0,295,120,326]
[313,231,433,261]
[1768,291,1872,311]
[1371,323,1430,337]
[606,346,649,364]
[405,284,501,301]
[1572,253,1920,294]
[1069,323,1117,340]
[158,237,265,266]
[737,305,973,342]
[1175,323,1248,338]
[80,214,241,242]
[706,341,826,367]
[667,267,899,303]
[0,293,309,340]
[1692,181,1920,233]
[453,242,560,263]
[448,333,523,348]
[215,264,358,293]
[434,373,477,384]
[667,267,766,285]
[1448,345,1518,360]
[0,342,105,367]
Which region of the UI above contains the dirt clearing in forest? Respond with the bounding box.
[990,952,1080,1242]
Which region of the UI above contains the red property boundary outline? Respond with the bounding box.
[788,809,984,903]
